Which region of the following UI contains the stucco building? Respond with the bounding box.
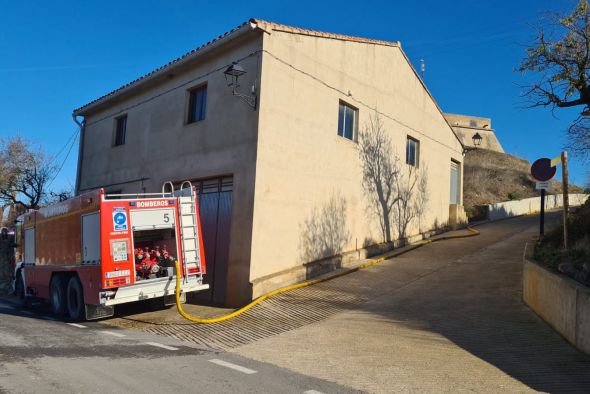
[74,19,466,306]
[444,113,504,153]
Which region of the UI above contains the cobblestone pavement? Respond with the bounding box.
[105,213,590,392]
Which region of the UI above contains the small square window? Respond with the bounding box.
[406,136,420,167]
[113,115,127,147]
[337,101,358,141]
[188,85,207,123]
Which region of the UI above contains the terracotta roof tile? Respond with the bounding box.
[252,18,399,48]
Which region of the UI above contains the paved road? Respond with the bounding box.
[2,213,590,393]
[234,213,590,393]
[0,302,356,393]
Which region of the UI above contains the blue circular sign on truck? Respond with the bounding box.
[114,212,126,225]
[531,158,556,182]
[112,208,128,231]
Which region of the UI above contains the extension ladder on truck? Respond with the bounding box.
[175,181,204,283]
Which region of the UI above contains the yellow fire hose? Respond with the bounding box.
[174,226,480,324]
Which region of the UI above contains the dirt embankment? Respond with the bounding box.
[463,149,583,218]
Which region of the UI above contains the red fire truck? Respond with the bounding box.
[12,181,208,320]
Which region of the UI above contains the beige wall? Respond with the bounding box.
[77,27,468,305]
[78,33,263,305]
[250,31,464,284]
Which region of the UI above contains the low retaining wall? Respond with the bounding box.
[484,194,588,221]
[523,259,590,355]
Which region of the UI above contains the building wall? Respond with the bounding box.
[250,31,464,290]
[444,113,504,153]
[78,33,263,305]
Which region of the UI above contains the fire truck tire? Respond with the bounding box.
[66,276,85,321]
[50,275,68,317]
[14,270,30,309]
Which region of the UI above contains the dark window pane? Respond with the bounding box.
[337,103,345,137]
[188,91,196,123]
[338,101,357,140]
[195,91,202,121]
[199,88,207,120]
[114,116,126,146]
[188,85,207,123]
[344,106,354,140]
[406,138,419,166]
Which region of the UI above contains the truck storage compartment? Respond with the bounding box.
[132,228,178,281]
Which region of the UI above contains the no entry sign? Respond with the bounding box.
[531,158,556,182]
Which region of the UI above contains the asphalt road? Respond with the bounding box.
[2,212,589,393]
[0,300,356,393]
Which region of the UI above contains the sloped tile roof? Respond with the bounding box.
[73,19,399,116]
[252,18,399,48]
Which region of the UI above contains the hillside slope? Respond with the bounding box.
[463,149,582,218]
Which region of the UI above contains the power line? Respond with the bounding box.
[261,50,462,153]
[47,131,79,189]
[81,48,462,153]
[51,127,79,162]
[83,50,263,128]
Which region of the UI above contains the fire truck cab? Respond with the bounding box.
[13,181,208,320]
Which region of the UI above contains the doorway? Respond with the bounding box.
[192,176,233,305]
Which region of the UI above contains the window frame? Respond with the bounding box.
[406,136,420,167]
[186,83,208,124]
[337,100,358,142]
[113,114,127,147]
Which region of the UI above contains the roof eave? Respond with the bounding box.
[73,21,257,117]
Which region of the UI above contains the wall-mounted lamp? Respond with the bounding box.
[223,62,257,109]
[472,132,483,147]
[463,132,483,155]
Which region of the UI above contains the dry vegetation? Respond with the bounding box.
[535,197,590,286]
[463,149,583,218]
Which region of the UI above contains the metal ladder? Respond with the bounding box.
[174,181,203,283]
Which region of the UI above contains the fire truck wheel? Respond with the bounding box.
[14,270,29,308]
[66,276,85,321]
[50,275,68,317]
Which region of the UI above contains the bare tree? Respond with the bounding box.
[359,114,430,242]
[358,115,401,242]
[518,0,590,158]
[0,136,57,210]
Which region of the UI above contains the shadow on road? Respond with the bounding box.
[362,213,590,392]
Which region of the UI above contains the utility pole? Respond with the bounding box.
[561,151,569,249]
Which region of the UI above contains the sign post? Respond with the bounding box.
[531,158,557,239]
[561,151,569,249]
[540,189,546,236]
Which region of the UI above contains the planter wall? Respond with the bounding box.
[523,259,590,355]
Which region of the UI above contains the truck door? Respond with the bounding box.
[82,213,100,264]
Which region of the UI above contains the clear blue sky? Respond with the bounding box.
[0,0,587,191]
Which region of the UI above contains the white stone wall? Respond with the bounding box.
[486,194,588,221]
